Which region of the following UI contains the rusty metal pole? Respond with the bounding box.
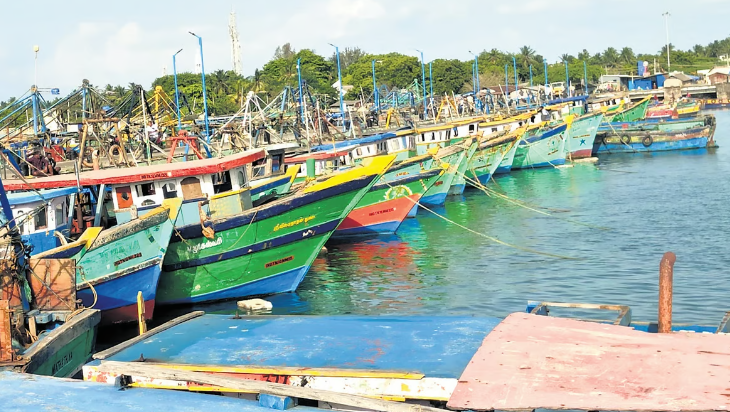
[658,252,676,333]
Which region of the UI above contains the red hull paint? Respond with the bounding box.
[569,148,593,159]
[337,195,419,231]
[100,299,155,326]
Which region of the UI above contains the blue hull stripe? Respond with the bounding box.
[420,192,448,207]
[513,159,566,169]
[251,175,290,196]
[160,265,309,305]
[173,175,374,243]
[163,219,341,272]
[372,169,441,191]
[493,166,512,175]
[332,220,402,237]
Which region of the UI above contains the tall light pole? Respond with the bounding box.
[172,48,183,131]
[329,43,345,131]
[583,60,588,96]
[564,59,570,97]
[469,50,480,113]
[32,45,40,136]
[544,61,548,87]
[297,58,304,124]
[662,12,671,72]
[189,31,211,157]
[429,61,434,117]
[512,56,518,93]
[416,49,427,119]
[371,60,382,112]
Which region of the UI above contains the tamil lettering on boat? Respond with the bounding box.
[273,215,315,232]
[187,237,223,254]
[51,351,73,375]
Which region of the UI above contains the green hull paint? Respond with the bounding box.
[422,146,469,202]
[25,324,96,377]
[353,166,443,210]
[512,128,568,169]
[466,138,517,184]
[448,140,480,195]
[157,176,381,304]
[565,113,603,158]
[606,99,650,123]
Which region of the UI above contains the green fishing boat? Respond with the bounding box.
[565,112,604,159]
[512,123,569,169]
[420,139,477,206]
[466,129,522,185]
[605,97,650,123]
[156,155,395,305]
[448,137,480,196]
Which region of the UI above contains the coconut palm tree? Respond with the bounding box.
[619,47,635,64]
[602,47,620,68]
[518,45,538,71]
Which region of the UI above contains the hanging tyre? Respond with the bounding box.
[620,135,631,145]
[642,135,653,147]
[109,144,126,164]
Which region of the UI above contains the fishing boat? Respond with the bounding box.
[1,188,77,255]
[419,139,477,207]
[155,155,395,305]
[700,98,730,110]
[331,156,443,237]
[595,122,717,153]
[565,112,604,159]
[603,97,651,123]
[511,123,569,169]
[646,98,701,119]
[0,178,101,378]
[34,198,182,324]
[464,129,520,186]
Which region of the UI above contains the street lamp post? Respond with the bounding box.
[416,49,427,119]
[172,48,183,131]
[32,45,40,136]
[583,60,588,96]
[189,31,211,158]
[429,61,434,118]
[329,43,345,132]
[371,60,383,112]
[469,51,480,112]
[297,58,304,124]
[663,12,671,72]
[512,56,518,93]
[564,59,570,97]
[544,61,549,87]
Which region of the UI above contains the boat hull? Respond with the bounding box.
[421,147,470,207]
[333,168,442,237]
[596,126,714,153]
[512,125,568,170]
[466,136,517,185]
[494,143,518,175]
[566,113,603,159]
[157,160,392,306]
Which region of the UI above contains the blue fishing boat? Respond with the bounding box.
[35,198,182,324]
[2,187,77,255]
[511,123,569,169]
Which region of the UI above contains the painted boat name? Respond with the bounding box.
[274,215,315,232]
[114,252,142,266]
[265,255,294,268]
[187,237,223,254]
[51,351,73,375]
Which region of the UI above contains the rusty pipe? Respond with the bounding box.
[658,252,676,333]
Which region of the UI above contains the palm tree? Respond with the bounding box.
[560,54,575,63]
[518,45,538,71]
[577,49,590,61]
[619,47,635,64]
[602,47,619,68]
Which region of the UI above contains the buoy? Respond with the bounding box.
[237,298,273,312]
[318,246,328,256]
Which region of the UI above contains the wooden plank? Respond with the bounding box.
[141,363,425,379]
[95,361,449,412]
[447,312,730,412]
[0,301,13,362]
[93,311,205,360]
[28,259,76,311]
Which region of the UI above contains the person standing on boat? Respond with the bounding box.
[147,120,160,145]
[27,147,52,176]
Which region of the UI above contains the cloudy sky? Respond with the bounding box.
[2,0,729,99]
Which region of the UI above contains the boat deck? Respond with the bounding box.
[94,314,501,378]
[447,312,730,411]
[0,372,324,412]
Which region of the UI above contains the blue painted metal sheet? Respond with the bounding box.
[7,187,78,205]
[102,315,501,378]
[310,132,398,152]
[0,372,324,412]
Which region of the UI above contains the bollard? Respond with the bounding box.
[658,252,676,333]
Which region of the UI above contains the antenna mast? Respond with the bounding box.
[229,11,243,75]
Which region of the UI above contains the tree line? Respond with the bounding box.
[2,36,730,120]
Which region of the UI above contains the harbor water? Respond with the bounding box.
[165,110,730,326]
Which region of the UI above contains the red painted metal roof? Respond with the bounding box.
[447,312,730,411]
[3,149,265,190]
[285,149,352,164]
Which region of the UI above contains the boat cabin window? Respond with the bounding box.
[356,148,362,156]
[180,177,204,200]
[34,206,47,230]
[252,158,266,178]
[115,186,134,209]
[212,171,232,194]
[271,154,283,173]
[16,211,27,234]
[55,203,65,225]
[237,169,247,187]
[469,124,475,133]
[431,133,436,141]
[492,128,498,133]
[446,130,451,139]
[136,183,156,197]
[420,133,426,142]
[141,199,156,206]
[161,182,178,199]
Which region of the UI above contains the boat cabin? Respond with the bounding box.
[1,188,77,255]
[285,148,355,180]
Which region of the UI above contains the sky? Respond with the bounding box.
[1,0,729,100]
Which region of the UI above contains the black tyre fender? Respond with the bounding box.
[620,135,631,145]
[642,135,653,147]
